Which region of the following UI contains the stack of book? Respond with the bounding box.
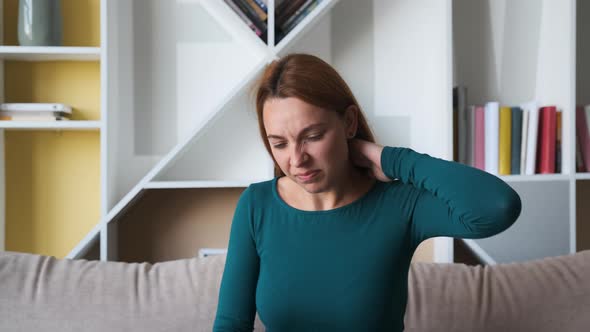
[224,0,268,42]
[275,0,322,43]
[576,105,590,172]
[0,103,72,121]
[453,86,562,176]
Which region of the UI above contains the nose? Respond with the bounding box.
[290,143,309,167]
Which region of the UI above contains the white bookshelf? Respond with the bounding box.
[0,1,104,255]
[0,46,100,61]
[454,0,590,264]
[56,0,589,264]
[82,0,454,263]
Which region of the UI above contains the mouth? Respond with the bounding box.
[295,170,320,182]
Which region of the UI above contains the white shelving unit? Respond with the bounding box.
[61,0,455,263]
[5,0,587,265]
[454,0,590,265]
[0,1,105,254]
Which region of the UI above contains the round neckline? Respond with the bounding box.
[272,176,382,215]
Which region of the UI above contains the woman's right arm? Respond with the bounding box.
[213,187,260,332]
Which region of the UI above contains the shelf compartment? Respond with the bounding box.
[4,130,101,259]
[114,188,243,263]
[105,0,268,212]
[473,180,571,264]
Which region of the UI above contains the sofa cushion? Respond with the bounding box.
[0,251,262,331]
[405,250,590,331]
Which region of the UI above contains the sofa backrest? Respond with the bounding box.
[1,250,589,332]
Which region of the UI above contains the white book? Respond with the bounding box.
[0,110,70,117]
[7,115,70,121]
[522,101,539,175]
[484,101,499,175]
[0,103,72,114]
[520,109,529,174]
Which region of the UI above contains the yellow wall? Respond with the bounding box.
[3,0,101,258]
[3,0,100,47]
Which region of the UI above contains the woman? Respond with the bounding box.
[213,54,521,331]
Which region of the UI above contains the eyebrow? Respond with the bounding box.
[267,123,327,140]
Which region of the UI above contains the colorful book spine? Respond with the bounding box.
[555,110,562,173]
[510,107,523,174]
[520,109,529,174]
[536,106,557,174]
[485,101,499,175]
[474,105,486,171]
[499,106,512,175]
[523,101,539,175]
[580,106,590,172]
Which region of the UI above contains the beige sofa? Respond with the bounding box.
[0,250,589,332]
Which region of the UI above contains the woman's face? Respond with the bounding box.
[263,97,356,193]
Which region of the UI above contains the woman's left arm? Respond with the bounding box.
[350,140,522,243]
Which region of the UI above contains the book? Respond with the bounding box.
[224,0,263,36]
[1,115,70,121]
[484,101,499,175]
[522,101,539,175]
[281,0,314,31]
[536,106,557,174]
[474,105,485,171]
[576,106,590,172]
[0,110,71,118]
[520,109,529,174]
[245,0,268,21]
[555,110,562,173]
[283,1,319,34]
[499,106,512,175]
[510,107,523,174]
[0,103,72,114]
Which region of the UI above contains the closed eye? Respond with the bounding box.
[306,134,323,141]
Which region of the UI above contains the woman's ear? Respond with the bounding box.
[344,105,359,138]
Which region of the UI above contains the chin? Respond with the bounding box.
[296,178,328,194]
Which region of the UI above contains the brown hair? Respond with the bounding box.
[254,53,376,177]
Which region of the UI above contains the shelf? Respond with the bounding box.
[145,180,260,189]
[0,46,100,61]
[499,174,570,182]
[576,173,590,180]
[0,121,101,130]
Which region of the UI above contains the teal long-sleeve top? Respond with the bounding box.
[213,147,521,332]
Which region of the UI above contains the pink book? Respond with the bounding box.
[577,106,590,172]
[474,105,485,170]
